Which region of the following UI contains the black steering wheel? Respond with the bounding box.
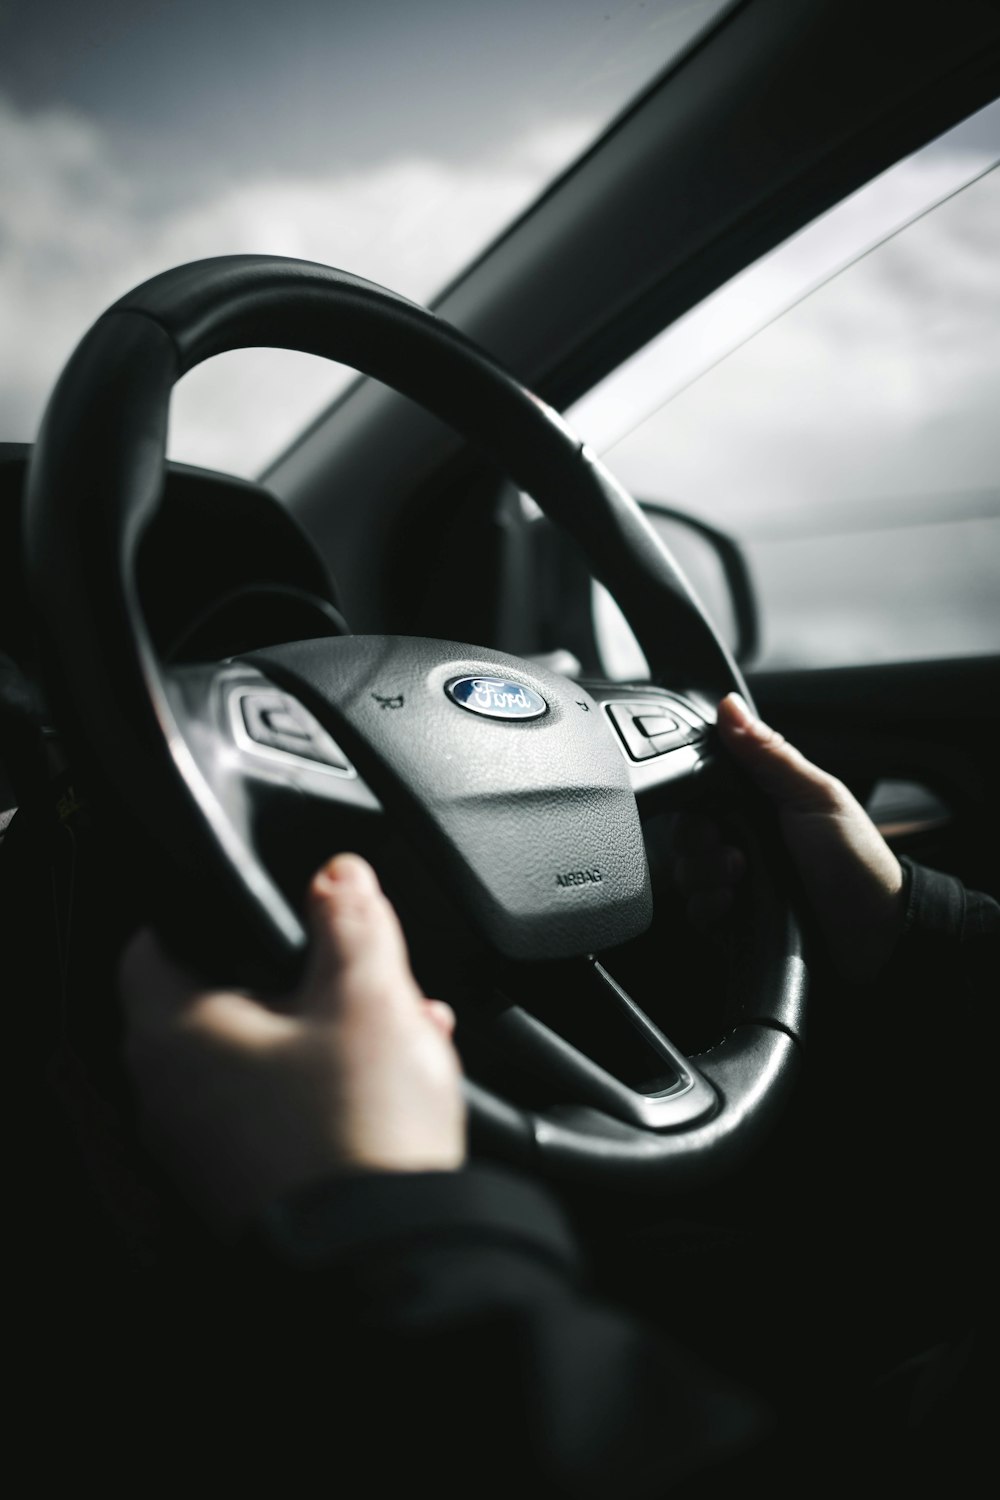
[24,256,806,1189]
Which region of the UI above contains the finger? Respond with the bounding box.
[717,693,843,813]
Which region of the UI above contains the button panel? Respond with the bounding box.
[605,699,703,761]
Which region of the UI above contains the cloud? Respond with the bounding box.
[0,92,590,474]
[603,165,1000,532]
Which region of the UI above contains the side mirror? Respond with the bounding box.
[503,485,759,678]
[640,501,760,666]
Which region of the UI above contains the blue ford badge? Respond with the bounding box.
[446,676,547,720]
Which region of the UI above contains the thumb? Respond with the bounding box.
[300,852,418,1017]
[716,693,842,813]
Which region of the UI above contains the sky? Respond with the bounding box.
[586,143,1000,535]
[0,0,727,473]
[3,1,996,672]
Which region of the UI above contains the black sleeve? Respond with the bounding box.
[844,856,996,1329]
[894,856,999,1006]
[248,1164,771,1497]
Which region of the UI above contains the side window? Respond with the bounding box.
[571,100,1000,673]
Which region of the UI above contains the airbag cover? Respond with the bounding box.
[249,636,652,959]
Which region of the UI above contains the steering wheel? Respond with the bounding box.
[24,256,806,1189]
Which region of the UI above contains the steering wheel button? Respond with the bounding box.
[239,691,351,771]
[261,707,311,739]
[634,714,680,739]
[605,700,699,760]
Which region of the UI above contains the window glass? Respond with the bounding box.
[572,100,1000,671]
[0,0,734,478]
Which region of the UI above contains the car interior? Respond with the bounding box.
[2,0,997,1486]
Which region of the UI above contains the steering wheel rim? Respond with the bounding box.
[24,254,806,1188]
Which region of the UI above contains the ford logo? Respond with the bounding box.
[445,676,548,720]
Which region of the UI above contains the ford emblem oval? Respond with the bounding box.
[446,676,548,720]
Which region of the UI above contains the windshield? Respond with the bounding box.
[0,0,733,477]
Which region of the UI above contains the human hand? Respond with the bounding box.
[119,853,466,1228]
[674,693,905,984]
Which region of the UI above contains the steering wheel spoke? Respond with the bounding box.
[483,956,717,1132]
